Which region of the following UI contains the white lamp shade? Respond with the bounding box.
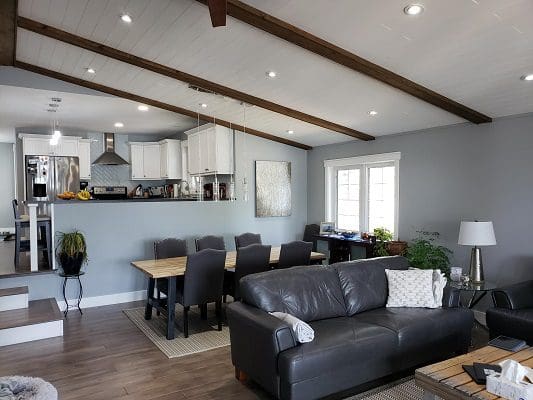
[458,221,496,246]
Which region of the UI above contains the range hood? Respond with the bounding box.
[92,132,129,165]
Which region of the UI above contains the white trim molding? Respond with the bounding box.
[0,320,63,347]
[323,151,401,168]
[56,290,147,312]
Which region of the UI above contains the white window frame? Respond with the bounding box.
[324,152,401,239]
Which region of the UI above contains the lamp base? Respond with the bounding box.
[469,247,484,284]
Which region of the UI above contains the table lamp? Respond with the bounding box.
[458,221,496,284]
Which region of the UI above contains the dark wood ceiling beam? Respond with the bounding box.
[14,61,312,150]
[17,16,374,141]
[203,0,492,124]
[0,0,17,65]
[207,0,227,27]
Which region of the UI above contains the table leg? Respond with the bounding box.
[144,277,155,320]
[166,276,176,340]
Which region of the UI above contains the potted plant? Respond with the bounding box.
[405,231,452,277]
[373,227,393,256]
[56,231,88,275]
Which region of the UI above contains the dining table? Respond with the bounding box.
[131,247,327,339]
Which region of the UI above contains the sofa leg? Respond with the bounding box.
[235,367,248,382]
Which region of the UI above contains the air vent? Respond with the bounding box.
[188,84,214,94]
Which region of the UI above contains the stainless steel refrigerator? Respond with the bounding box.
[25,155,80,215]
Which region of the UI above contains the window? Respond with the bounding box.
[324,152,400,237]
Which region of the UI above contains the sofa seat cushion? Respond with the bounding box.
[278,317,398,384]
[486,307,533,343]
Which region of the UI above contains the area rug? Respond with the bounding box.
[0,376,57,400]
[346,377,442,399]
[123,306,230,359]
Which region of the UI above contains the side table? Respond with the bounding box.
[448,281,498,308]
[58,271,85,317]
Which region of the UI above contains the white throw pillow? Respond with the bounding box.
[386,269,440,308]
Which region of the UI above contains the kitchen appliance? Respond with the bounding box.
[25,155,80,215]
[148,186,165,198]
[203,182,227,200]
[92,132,129,165]
[92,186,128,200]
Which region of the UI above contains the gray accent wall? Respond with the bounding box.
[0,132,308,301]
[0,143,15,229]
[308,114,533,286]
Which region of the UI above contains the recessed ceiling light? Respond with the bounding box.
[368,110,378,116]
[114,122,124,128]
[120,14,132,23]
[404,4,424,15]
[521,74,533,81]
[137,105,149,111]
[200,103,208,108]
[86,67,96,74]
[266,71,277,78]
[287,130,294,134]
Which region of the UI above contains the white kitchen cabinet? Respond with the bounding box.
[21,135,79,156]
[185,123,233,176]
[159,139,182,179]
[78,139,92,179]
[129,142,161,180]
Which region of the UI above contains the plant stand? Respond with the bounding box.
[59,271,85,317]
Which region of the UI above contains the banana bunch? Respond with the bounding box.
[76,189,91,201]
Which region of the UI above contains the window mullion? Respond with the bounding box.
[360,164,368,233]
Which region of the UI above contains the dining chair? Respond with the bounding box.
[277,240,313,269]
[224,244,271,301]
[234,232,262,249]
[154,238,188,316]
[195,235,225,251]
[303,224,320,252]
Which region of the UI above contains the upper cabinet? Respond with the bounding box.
[160,139,182,179]
[185,124,233,175]
[129,142,162,180]
[21,135,79,156]
[78,139,92,180]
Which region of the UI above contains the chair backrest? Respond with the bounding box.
[195,235,225,251]
[183,249,227,306]
[12,199,20,219]
[154,238,187,259]
[234,244,272,299]
[277,240,313,269]
[234,232,262,249]
[303,224,320,251]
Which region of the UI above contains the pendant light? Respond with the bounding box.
[242,102,249,203]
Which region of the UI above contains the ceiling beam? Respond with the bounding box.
[17,16,375,141]
[0,0,17,65]
[207,0,227,27]
[200,0,492,125]
[14,61,312,150]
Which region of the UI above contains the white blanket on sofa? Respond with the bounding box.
[270,312,315,343]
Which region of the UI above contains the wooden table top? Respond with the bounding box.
[415,345,533,399]
[131,247,327,278]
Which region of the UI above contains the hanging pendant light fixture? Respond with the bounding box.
[242,103,249,202]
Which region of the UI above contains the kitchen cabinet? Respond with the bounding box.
[78,139,92,180]
[129,142,161,180]
[159,139,182,179]
[185,123,233,175]
[21,135,79,156]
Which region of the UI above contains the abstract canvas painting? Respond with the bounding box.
[255,161,291,217]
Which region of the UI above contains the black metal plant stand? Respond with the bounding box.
[59,271,85,317]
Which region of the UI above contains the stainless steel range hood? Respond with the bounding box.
[92,132,129,165]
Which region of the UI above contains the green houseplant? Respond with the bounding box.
[56,231,88,275]
[373,227,393,257]
[405,231,452,276]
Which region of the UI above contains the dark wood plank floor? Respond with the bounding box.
[0,301,269,400]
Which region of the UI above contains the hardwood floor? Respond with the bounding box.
[0,301,269,400]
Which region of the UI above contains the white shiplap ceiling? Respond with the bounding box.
[10,0,533,147]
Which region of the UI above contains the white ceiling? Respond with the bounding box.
[9,0,533,147]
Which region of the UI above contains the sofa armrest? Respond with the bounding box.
[492,280,533,310]
[442,286,461,308]
[227,301,297,397]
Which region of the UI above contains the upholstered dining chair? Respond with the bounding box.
[303,224,320,252]
[195,235,225,251]
[277,240,313,269]
[224,244,271,301]
[154,238,187,315]
[234,232,262,249]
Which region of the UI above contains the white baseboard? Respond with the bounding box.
[0,227,15,234]
[0,320,63,347]
[0,293,28,312]
[56,290,147,312]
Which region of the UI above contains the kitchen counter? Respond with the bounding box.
[52,197,238,204]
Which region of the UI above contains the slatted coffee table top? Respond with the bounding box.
[415,345,533,399]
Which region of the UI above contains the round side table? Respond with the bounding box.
[58,271,85,317]
[448,280,498,308]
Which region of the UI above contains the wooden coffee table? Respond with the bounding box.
[415,345,533,399]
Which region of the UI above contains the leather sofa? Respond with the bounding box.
[227,256,474,400]
[486,280,533,344]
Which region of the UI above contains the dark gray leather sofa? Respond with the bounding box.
[227,256,474,400]
[486,280,533,344]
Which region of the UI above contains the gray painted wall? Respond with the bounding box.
[308,114,533,287]
[0,143,15,229]
[0,132,308,301]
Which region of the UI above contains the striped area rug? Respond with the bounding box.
[123,306,230,359]
[347,377,442,399]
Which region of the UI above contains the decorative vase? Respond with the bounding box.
[386,241,408,256]
[59,252,84,275]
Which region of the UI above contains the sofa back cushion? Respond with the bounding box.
[334,256,409,315]
[239,265,347,322]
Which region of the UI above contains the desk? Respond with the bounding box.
[131,247,326,339]
[315,234,375,263]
